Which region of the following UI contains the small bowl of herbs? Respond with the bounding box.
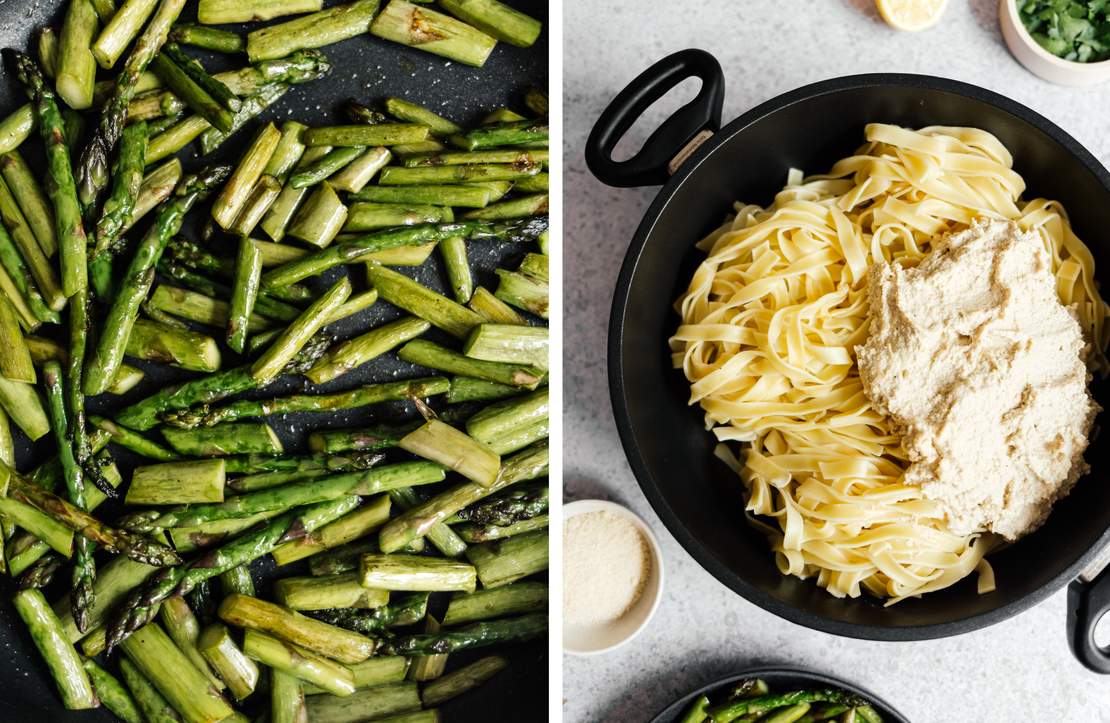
[1000,0,1110,85]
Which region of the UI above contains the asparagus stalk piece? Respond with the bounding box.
[330,147,392,193]
[495,268,548,318]
[308,421,422,453]
[145,114,209,163]
[0,175,65,314]
[379,163,540,185]
[468,287,526,325]
[384,613,546,656]
[464,528,548,588]
[114,336,331,430]
[154,265,298,321]
[93,0,160,68]
[306,593,428,634]
[229,174,281,237]
[126,459,225,505]
[220,593,376,664]
[43,361,97,632]
[378,440,547,553]
[360,554,477,592]
[0,150,58,257]
[86,166,231,395]
[0,262,44,330]
[518,251,548,281]
[305,682,421,723]
[228,237,263,353]
[78,0,187,205]
[162,43,240,111]
[84,659,144,723]
[162,422,283,456]
[385,98,461,136]
[306,317,431,384]
[421,655,508,706]
[706,690,865,720]
[266,221,481,287]
[366,262,485,338]
[400,339,542,388]
[440,0,541,47]
[402,149,547,167]
[165,236,313,304]
[120,622,235,723]
[474,414,548,455]
[443,581,547,625]
[246,0,380,62]
[149,52,236,133]
[93,120,148,262]
[0,296,35,381]
[288,182,348,248]
[56,0,99,110]
[38,27,60,78]
[118,656,180,723]
[440,235,472,303]
[243,629,355,697]
[0,105,34,155]
[251,277,349,383]
[128,461,443,530]
[220,565,255,596]
[304,124,429,148]
[271,669,309,723]
[106,496,360,649]
[274,573,390,610]
[159,596,226,692]
[388,485,468,558]
[456,514,548,542]
[289,146,365,188]
[459,322,546,368]
[513,172,549,192]
[370,1,497,67]
[89,415,176,462]
[198,81,290,156]
[308,537,420,576]
[351,183,492,208]
[344,202,453,231]
[13,589,99,709]
[360,242,437,267]
[8,54,84,300]
[126,319,220,372]
[144,284,275,341]
[0,377,50,440]
[166,376,448,429]
[169,24,244,53]
[301,656,409,695]
[372,712,440,723]
[199,0,323,23]
[465,193,548,221]
[197,623,259,702]
[466,387,548,445]
[272,494,391,565]
[264,120,309,177]
[401,419,500,487]
[212,122,281,228]
[457,118,548,150]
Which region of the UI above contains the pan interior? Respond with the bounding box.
[613,79,1110,635]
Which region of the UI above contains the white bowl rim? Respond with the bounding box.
[562,498,666,656]
[1001,0,1110,71]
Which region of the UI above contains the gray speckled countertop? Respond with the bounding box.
[563,1,1110,720]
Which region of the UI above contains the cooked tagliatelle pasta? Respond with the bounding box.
[670,123,1110,603]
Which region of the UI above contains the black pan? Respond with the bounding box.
[585,49,1110,671]
[0,2,549,720]
[649,667,908,723]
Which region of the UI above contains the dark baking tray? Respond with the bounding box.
[0,2,549,720]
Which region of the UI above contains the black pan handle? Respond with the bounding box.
[585,48,725,188]
[1068,565,1110,673]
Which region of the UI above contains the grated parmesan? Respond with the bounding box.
[563,510,651,627]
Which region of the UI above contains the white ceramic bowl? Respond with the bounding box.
[562,499,665,655]
[1000,0,1110,86]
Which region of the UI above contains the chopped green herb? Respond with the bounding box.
[1018,0,1110,63]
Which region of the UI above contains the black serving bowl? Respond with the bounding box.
[586,49,1110,670]
[650,667,908,723]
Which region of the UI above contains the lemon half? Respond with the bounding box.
[876,0,949,31]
